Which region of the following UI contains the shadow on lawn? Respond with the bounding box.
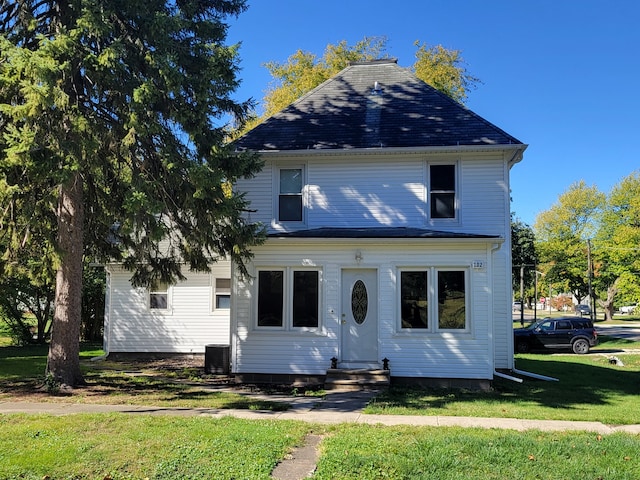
[0,345,291,411]
[370,354,640,415]
[503,355,640,408]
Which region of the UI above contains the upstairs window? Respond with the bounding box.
[279,168,303,222]
[430,164,456,219]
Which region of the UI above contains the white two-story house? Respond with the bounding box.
[230,59,526,388]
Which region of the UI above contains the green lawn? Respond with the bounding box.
[2,339,640,478]
[366,338,640,425]
[1,415,639,479]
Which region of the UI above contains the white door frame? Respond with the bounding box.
[340,268,379,368]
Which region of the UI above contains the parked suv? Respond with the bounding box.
[514,317,598,354]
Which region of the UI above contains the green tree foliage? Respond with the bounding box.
[511,214,537,302]
[242,36,480,131]
[0,0,264,386]
[534,181,605,305]
[594,171,640,317]
[413,41,480,104]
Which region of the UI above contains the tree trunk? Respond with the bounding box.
[47,172,85,387]
[600,283,618,322]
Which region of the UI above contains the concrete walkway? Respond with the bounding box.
[2,390,639,435]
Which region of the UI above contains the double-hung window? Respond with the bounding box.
[399,268,467,331]
[257,268,320,329]
[149,281,169,310]
[429,164,456,219]
[278,167,304,222]
[214,278,231,310]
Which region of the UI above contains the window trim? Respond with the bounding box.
[255,266,322,332]
[436,268,469,332]
[149,281,171,311]
[274,164,307,225]
[427,161,459,223]
[213,277,231,311]
[397,267,470,334]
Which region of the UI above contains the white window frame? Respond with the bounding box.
[213,277,231,311]
[397,267,469,334]
[274,164,307,225]
[255,267,321,332]
[435,268,469,332]
[427,161,459,223]
[149,281,171,311]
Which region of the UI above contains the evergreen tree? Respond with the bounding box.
[0,0,263,387]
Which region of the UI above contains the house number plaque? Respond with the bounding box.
[351,280,368,324]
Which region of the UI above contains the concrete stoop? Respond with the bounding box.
[324,368,390,392]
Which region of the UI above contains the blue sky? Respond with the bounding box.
[227,0,639,226]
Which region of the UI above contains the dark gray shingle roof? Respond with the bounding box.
[236,59,522,151]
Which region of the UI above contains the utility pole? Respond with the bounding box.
[587,239,595,321]
[520,264,525,327]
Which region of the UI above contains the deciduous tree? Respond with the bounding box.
[534,181,605,306]
[0,0,263,387]
[242,36,480,131]
[594,171,640,318]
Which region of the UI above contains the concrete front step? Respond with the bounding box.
[324,368,390,391]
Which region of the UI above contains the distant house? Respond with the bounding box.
[230,59,526,388]
[103,59,526,389]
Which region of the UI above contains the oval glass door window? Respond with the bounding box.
[351,279,368,324]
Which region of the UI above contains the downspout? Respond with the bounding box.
[493,368,560,383]
[486,242,502,379]
[494,370,522,383]
[493,369,559,383]
[513,368,558,382]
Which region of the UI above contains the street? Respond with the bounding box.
[513,311,640,341]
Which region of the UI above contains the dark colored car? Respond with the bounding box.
[514,316,598,354]
[574,304,591,316]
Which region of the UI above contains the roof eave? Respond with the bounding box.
[240,143,528,158]
[265,236,505,245]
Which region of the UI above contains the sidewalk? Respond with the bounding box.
[2,391,639,435]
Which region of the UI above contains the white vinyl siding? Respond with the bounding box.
[235,151,509,236]
[308,157,425,228]
[232,241,498,379]
[105,262,231,354]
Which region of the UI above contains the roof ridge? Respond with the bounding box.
[348,58,398,66]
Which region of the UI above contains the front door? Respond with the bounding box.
[341,269,378,365]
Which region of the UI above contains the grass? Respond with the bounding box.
[1,415,639,479]
[2,335,640,478]
[366,348,640,424]
[0,342,293,411]
[0,414,310,479]
[315,424,640,480]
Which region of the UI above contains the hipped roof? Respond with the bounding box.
[235,59,523,151]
